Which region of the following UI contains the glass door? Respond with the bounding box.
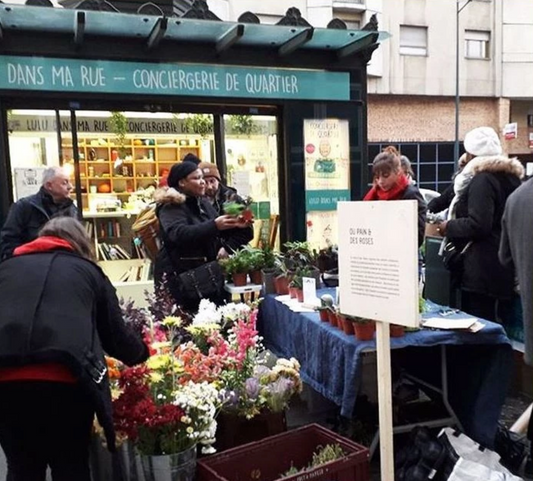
[223,114,280,249]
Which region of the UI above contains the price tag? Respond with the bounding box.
[302,277,319,306]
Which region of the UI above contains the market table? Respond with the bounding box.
[257,289,513,449]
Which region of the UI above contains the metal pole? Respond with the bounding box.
[454,2,460,165]
[455,0,473,165]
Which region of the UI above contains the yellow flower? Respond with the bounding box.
[162,316,182,328]
[146,354,168,371]
[149,372,163,384]
[186,426,194,434]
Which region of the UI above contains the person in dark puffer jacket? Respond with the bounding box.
[0,217,148,481]
[438,127,524,322]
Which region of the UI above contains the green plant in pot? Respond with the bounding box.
[240,246,264,285]
[351,316,376,341]
[222,251,249,287]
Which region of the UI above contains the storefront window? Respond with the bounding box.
[7,109,66,201]
[224,115,279,249]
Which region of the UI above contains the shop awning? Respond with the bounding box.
[0,5,387,69]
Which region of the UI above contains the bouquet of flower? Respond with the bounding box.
[112,316,223,455]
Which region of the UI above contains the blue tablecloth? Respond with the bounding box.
[257,289,513,448]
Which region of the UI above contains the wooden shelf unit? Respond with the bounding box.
[62,136,201,210]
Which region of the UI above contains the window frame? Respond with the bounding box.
[399,25,428,57]
[464,30,491,60]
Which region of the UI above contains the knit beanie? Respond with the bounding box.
[198,162,221,181]
[464,127,502,157]
[167,161,199,189]
[182,153,201,165]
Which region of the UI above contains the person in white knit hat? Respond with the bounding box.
[437,126,524,321]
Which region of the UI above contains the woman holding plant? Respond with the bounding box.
[154,161,251,311]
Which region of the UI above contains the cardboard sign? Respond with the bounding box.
[337,200,419,328]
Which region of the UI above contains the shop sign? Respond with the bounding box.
[0,55,350,101]
[303,118,351,249]
[337,200,419,328]
[305,189,350,211]
[504,122,518,140]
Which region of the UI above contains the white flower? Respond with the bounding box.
[193,300,222,326]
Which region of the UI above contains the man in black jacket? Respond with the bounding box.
[0,166,78,259]
[198,161,253,256]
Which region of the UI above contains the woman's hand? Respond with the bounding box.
[215,215,240,230]
[437,221,448,236]
[217,247,229,259]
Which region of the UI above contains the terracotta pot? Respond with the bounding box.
[249,270,262,285]
[318,309,329,322]
[289,286,298,299]
[339,315,355,335]
[390,324,405,338]
[232,272,248,287]
[274,275,290,295]
[296,288,304,303]
[327,310,339,328]
[354,322,375,341]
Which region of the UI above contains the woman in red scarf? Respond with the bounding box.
[364,147,427,247]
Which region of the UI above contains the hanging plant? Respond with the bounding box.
[109,111,128,156]
[226,115,258,137]
[183,114,214,138]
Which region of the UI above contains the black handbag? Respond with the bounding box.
[441,240,472,272]
[178,260,225,302]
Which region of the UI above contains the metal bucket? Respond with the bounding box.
[140,446,197,481]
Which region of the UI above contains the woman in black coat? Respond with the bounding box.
[154,161,250,311]
[0,217,148,481]
[438,127,524,322]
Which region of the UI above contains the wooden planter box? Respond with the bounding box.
[198,423,369,481]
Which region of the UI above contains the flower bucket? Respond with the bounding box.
[249,270,263,285]
[140,445,197,481]
[289,286,298,299]
[339,315,355,335]
[274,275,290,295]
[232,272,248,287]
[318,309,329,322]
[354,322,375,341]
[327,310,339,328]
[296,289,304,303]
[215,410,287,452]
[390,324,405,338]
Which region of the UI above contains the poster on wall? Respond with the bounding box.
[14,167,46,201]
[303,119,350,249]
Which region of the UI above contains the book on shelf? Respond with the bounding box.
[115,261,153,283]
[97,242,132,261]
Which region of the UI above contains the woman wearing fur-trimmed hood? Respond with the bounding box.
[437,127,524,322]
[153,161,250,311]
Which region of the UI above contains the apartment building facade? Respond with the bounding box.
[210,0,533,191]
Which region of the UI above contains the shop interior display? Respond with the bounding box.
[61,135,201,212]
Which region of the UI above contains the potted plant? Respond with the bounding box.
[289,274,304,302]
[283,241,321,286]
[241,246,264,285]
[352,317,375,341]
[273,253,291,295]
[339,312,355,335]
[222,251,249,287]
[390,323,405,337]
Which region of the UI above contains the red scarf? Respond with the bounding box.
[363,173,410,201]
[13,236,74,256]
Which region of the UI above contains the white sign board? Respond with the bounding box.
[231,170,251,197]
[302,277,319,306]
[337,200,419,328]
[13,167,46,200]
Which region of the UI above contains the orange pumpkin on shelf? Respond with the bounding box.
[97,183,111,194]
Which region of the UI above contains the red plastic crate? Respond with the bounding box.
[197,423,370,481]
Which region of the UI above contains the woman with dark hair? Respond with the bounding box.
[0,217,148,481]
[364,148,427,247]
[154,161,251,311]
